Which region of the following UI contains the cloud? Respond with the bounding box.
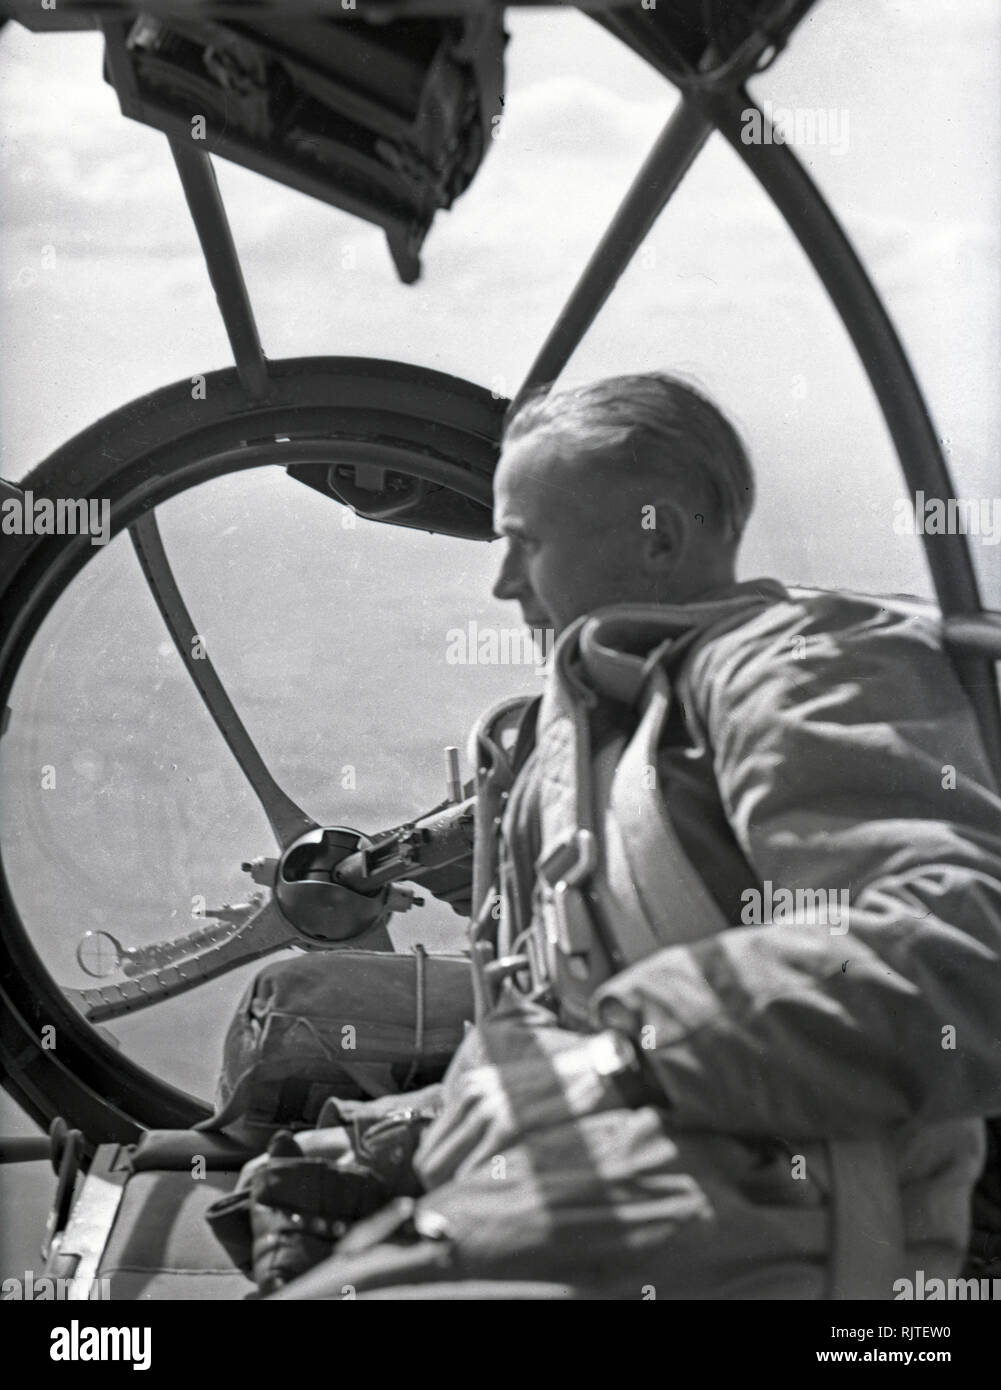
[1,5,997,617]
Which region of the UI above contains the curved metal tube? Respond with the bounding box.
[130,512,317,849]
[516,97,713,406]
[695,85,1000,770]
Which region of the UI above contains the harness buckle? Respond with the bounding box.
[536,829,597,890]
[545,881,595,957]
[536,831,598,958]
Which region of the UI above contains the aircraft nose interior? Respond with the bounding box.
[1,0,999,1311]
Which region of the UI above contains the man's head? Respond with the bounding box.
[491,371,755,634]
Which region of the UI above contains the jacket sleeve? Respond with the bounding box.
[591,594,1001,1139]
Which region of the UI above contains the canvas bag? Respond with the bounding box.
[198,947,474,1147]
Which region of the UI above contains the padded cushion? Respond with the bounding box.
[97,1171,256,1301]
[130,1130,259,1172]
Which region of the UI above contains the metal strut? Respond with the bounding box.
[696,86,1001,774]
[169,140,270,399]
[515,97,713,409]
[130,511,316,848]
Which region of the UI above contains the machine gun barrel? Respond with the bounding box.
[332,795,476,893]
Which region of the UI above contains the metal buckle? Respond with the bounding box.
[483,953,533,993]
[536,829,597,890]
[536,831,598,959]
[546,881,595,957]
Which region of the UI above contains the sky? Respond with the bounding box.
[1,1,999,606]
[1,0,1000,1273]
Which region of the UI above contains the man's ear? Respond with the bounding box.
[638,497,688,573]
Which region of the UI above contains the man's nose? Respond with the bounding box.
[492,544,526,602]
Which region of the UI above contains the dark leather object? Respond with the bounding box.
[206,1130,400,1295]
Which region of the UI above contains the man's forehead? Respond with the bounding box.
[493,427,636,521]
[496,427,569,477]
[493,432,559,522]
[497,428,610,496]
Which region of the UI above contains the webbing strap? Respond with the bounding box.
[400,944,428,1091]
[534,592,779,971]
[827,1138,905,1300]
[601,666,729,956]
[535,630,601,960]
[469,695,539,927]
[589,733,654,968]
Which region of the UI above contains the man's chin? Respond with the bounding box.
[523,615,555,635]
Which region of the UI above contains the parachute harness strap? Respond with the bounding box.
[401,944,428,1091]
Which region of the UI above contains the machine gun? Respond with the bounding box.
[67,751,476,1025]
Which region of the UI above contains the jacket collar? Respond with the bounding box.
[558,579,789,707]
